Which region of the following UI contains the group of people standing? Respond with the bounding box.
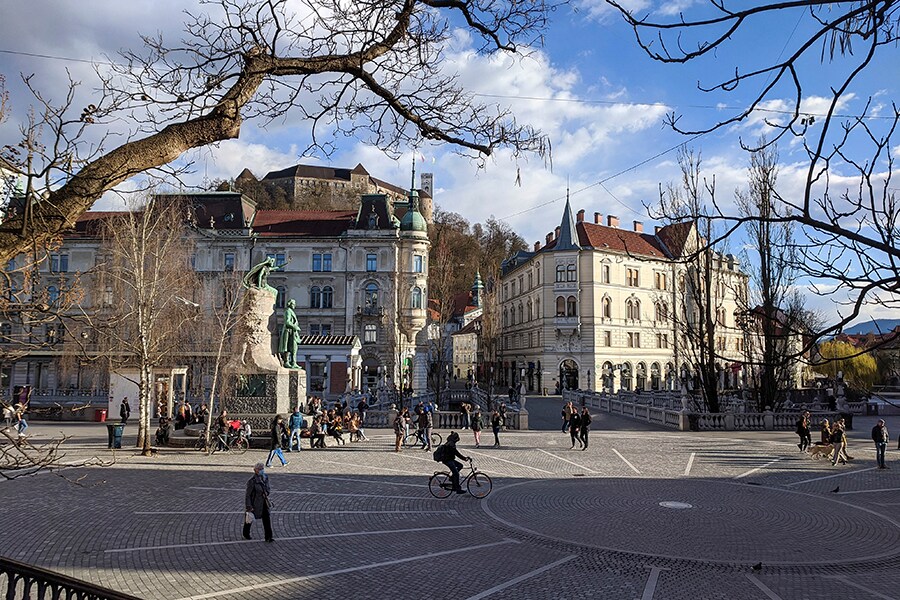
[561,401,592,450]
[796,411,892,468]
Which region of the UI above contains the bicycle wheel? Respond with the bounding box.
[467,471,492,499]
[430,432,442,446]
[232,438,249,455]
[428,472,453,499]
[404,433,420,447]
[195,436,209,453]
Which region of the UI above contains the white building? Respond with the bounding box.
[498,200,747,394]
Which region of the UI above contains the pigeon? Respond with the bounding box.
[751,562,763,572]
[831,486,840,493]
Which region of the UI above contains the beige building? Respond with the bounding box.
[498,201,747,394]
[0,173,431,402]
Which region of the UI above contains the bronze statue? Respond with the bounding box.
[279,299,301,369]
[242,257,277,293]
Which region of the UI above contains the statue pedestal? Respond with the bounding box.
[224,287,307,429]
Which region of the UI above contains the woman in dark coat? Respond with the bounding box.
[569,410,582,449]
[579,407,592,450]
[266,415,288,467]
[243,462,274,542]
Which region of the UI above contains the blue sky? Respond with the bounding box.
[1,0,897,323]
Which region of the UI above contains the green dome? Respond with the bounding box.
[400,190,427,232]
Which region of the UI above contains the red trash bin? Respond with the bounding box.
[95,408,107,422]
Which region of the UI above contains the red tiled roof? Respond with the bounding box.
[655,221,694,258]
[251,210,356,237]
[71,211,129,235]
[577,222,668,258]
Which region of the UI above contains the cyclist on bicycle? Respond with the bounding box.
[438,431,470,494]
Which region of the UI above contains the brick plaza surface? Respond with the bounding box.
[2,399,899,600]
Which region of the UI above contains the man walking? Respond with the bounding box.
[243,462,274,542]
[579,406,592,450]
[872,419,889,469]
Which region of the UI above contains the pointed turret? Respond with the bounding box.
[400,189,427,233]
[555,197,581,251]
[472,270,485,308]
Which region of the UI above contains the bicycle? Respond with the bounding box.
[429,458,492,499]
[404,428,442,448]
[197,430,248,455]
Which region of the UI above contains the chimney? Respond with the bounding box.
[554,226,561,239]
[654,225,662,235]
[534,241,541,252]
[607,215,619,228]
[576,209,585,222]
[594,212,602,224]
[633,221,643,233]
[546,232,554,245]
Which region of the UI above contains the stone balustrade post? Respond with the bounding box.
[764,408,774,430]
[724,413,735,431]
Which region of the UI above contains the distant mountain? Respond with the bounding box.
[844,319,900,335]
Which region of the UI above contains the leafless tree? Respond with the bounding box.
[426,229,460,404]
[86,198,198,455]
[0,0,552,267]
[606,0,900,337]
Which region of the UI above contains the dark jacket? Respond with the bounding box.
[119,401,130,420]
[442,440,467,464]
[245,473,271,518]
[872,424,889,443]
[830,428,845,444]
[471,413,483,432]
[580,412,592,431]
[289,412,303,431]
[569,413,581,433]
[270,419,286,450]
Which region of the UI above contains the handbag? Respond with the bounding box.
[244,511,254,525]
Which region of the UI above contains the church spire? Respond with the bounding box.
[555,193,581,251]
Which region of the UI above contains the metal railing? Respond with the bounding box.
[1,555,142,600]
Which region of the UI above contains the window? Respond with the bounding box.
[411,287,423,309]
[309,324,320,336]
[313,253,333,272]
[528,332,533,348]
[556,265,566,282]
[603,331,611,347]
[364,324,377,343]
[717,308,727,326]
[47,285,59,304]
[527,272,533,289]
[555,297,565,317]
[527,300,533,321]
[566,264,577,282]
[366,253,377,272]
[266,252,286,271]
[310,286,322,309]
[276,286,287,309]
[566,296,577,317]
[657,333,669,349]
[518,303,524,323]
[103,286,113,307]
[503,309,509,327]
[365,283,379,307]
[224,252,235,272]
[321,286,333,309]
[535,299,540,319]
[0,322,11,341]
[50,254,69,273]
[511,281,517,295]
[321,324,332,336]
[626,268,639,287]
[602,297,611,318]
[602,264,610,284]
[655,272,667,290]
[413,255,423,273]
[626,299,641,321]
[627,332,640,348]
[655,302,668,322]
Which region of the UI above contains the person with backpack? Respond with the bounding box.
[434,431,470,494]
[872,419,889,469]
[288,409,304,452]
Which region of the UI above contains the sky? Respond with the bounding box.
[1,0,898,326]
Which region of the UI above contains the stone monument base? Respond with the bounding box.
[223,368,306,431]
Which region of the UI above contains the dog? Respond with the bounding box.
[808,443,833,459]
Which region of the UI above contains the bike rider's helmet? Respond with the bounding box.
[448,431,460,443]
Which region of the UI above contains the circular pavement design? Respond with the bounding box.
[481,478,900,566]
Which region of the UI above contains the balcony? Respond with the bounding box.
[357,305,385,318]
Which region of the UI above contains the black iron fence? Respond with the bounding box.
[0,555,141,600]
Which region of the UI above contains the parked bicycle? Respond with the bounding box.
[429,458,492,499]
[404,427,442,448]
[196,429,249,455]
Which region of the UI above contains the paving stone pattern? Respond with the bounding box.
[1,404,899,600]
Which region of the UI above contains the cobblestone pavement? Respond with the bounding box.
[2,408,900,600]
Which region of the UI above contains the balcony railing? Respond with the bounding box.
[1,555,142,600]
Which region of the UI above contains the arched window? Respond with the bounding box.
[556,265,566,282]
[655,302,668,322]
[602,297,611,318]
[620,363,633,391]
[527,300,533,321]
[275,285,286,309]
[321,286,333,309]
[555,297,566,317]
[310,286,322,309]
[636,362,647,390]
[365,283,379,307]
[411,287,422,309]
[518,303,524,323]
[651,362,661,390]
[48,285,59,304]
[503,309,509,327]
[535,298,540,319]
[566,296,577,317]
[566,264,577,282]
[626,299,641,321]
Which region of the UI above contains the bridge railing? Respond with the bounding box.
[1,555,142,600]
